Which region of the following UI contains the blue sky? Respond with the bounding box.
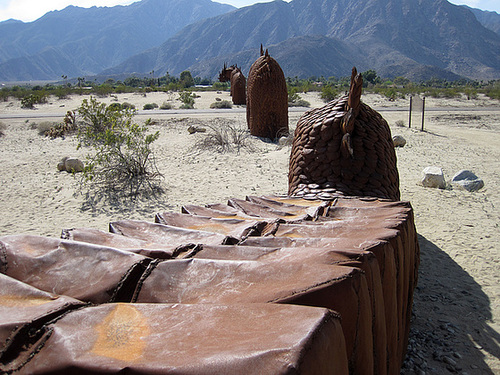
[0,0,498,23]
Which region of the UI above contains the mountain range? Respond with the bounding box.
[0,0,234,81]
[1,0,499,82]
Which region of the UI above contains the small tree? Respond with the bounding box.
[76,97,162,198]
[180,70,195,88]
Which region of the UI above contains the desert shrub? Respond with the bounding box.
[289,97,310,108]
[37,121,58,136]
[107,102,123,111]
[121,102,135,110]
[21,93,48,109]
[195,123,251,153]
[143,103,159,110]
[395,120,405,127]
[160,102,173,110]
[287,88,310,107]
[0,89,9,102]
[94,84,113,97]
[76,97,162,198]
[320,85,340,102]
[53,87,71,100]
[179,91,195,109]
[36,111,77,138]
[210,100,232,109]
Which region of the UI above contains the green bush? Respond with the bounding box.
[107,102,123,111]
[76,97,162,197]
[160,102,173,110]
[210,100,232,109]
[320,85,340,102]
[179,91,195,109]
[122,102,136,110]
[143,103,159,110]
[37,121,58,136]
[21,93,48,109]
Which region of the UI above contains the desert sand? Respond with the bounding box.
[0,89,499,374]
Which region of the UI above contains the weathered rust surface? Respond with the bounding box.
[288,68,400,201]
[109,219,233,245]
[0,195,418,374]
[246,45,289,139]
[0,273,84,357]
[62,227,184,259]
[0,235,151,304]
[1,302,348,375]
[219,63,246,105]
[155,212,271,241]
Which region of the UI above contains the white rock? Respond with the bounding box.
[421,166,446,189]
[393,135,406,147]
[451,170,484,192]
[58,157,84,173]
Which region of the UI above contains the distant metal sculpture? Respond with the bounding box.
[219,63,246,105]
[246,45,288,139]
[288,67,400,201]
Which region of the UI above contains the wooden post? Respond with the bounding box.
[421,97,425,131]
[408,96,412,128]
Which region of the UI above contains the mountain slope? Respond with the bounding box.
[0,0,235,80]
[106,0,500,81]
[465,6,500,37]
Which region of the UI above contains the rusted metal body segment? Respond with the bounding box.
[288,68,400,201]
[0,194,418,374]
[2,302,348,375]
[0,235,151,304]
[219,63,246,105]
[246,46,289,139]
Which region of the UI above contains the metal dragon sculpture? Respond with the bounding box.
[246,45,288,140]
[219,63,246,105]
[288,67,400,201]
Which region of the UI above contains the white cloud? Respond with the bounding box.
[448,0,500,12]
[1,0,497,23]
[0,0,136,22]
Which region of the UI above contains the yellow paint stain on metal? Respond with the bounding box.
[92,304,150,362]
[0,294,58,307]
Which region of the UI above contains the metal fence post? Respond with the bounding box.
[421,97,425,131]
[409,96,412,128]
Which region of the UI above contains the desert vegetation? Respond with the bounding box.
[76,97,162,201]
[194,121,251,154]
[2,69,498,111]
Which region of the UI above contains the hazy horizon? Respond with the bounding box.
[0,0,498,23]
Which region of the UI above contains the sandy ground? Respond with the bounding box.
[0,90,499,374]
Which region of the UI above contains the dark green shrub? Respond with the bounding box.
[107,102,123,111]
[320,85,340,102]
[122,102,136,110]
[143,103,159,110]
[21,93,48,109]
[0,121,6,137]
